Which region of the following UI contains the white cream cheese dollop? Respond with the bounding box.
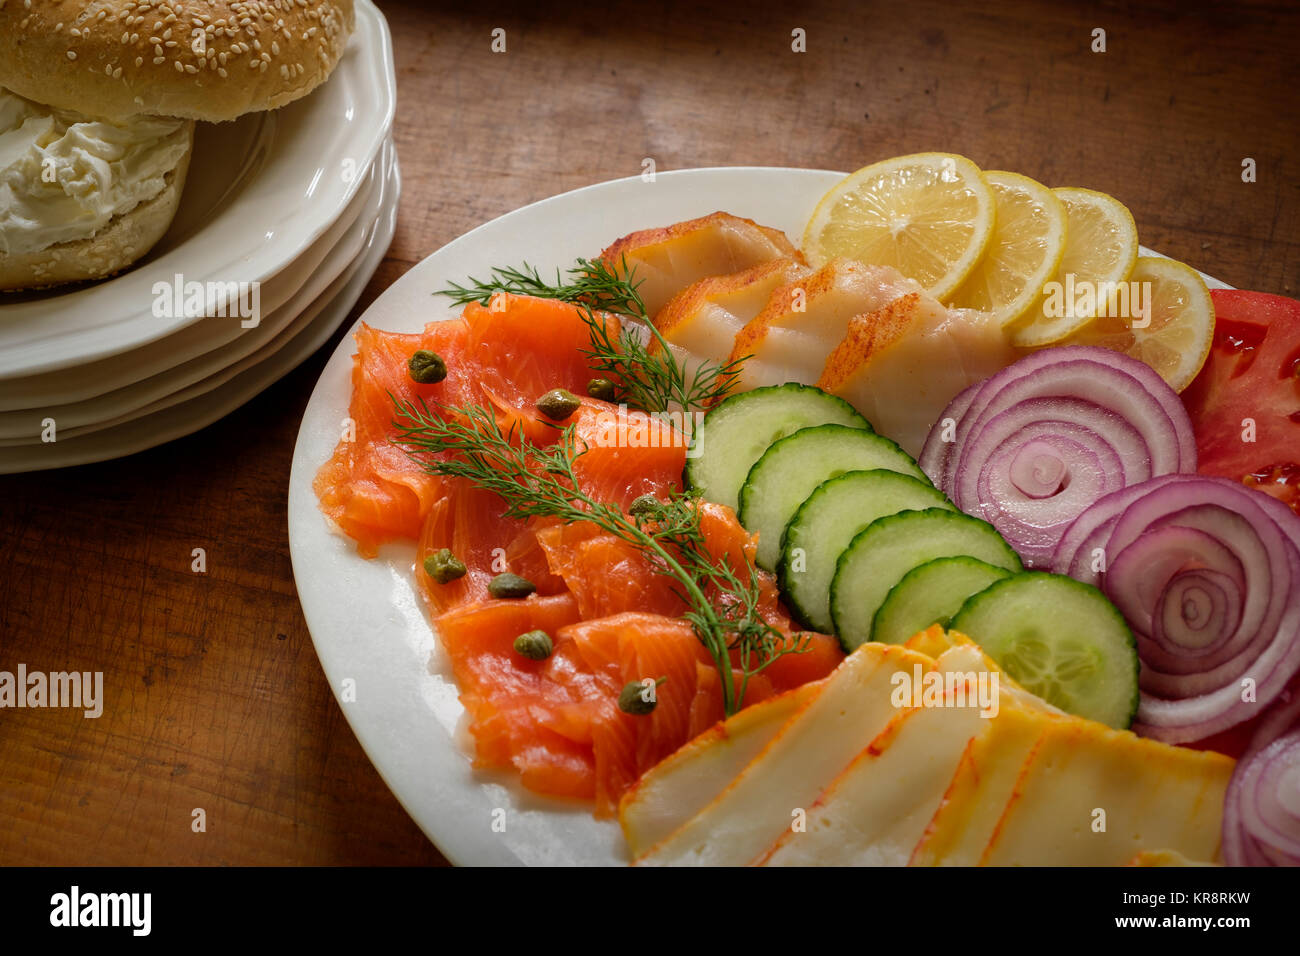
[0,88,192,256]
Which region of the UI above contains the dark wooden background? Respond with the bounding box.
[1,0,1295,865]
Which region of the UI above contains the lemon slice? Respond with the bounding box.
[946,171,1067,325]
[1008,187,1139,347]
[802,152,995,300]
[1063,255,1215,392]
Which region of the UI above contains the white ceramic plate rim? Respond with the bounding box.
[0,0,395,378]
[0,152,398,473]
[0,140,383,413]
[0,139,393,442]
[287,166,1233,867]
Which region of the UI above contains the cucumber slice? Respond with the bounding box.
[779,470,952,632]
[949,572,1139,728]
[739,425,929,571]
[684,384,870,513]
[830,508,1021,650]
[872,557,1013,646]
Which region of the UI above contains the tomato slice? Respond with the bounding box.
[1181,290,1300,514]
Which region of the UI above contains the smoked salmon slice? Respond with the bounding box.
[316,288,844,817]
[434,594,595,799]
[314,294,622,556]
[427,495,841,812]
[567,400,690,511]
[314,319,467,555]
[414,399,691,616]
[436,601,776,815]
[416,480,569,616]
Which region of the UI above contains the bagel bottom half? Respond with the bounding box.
[0,132,194,293]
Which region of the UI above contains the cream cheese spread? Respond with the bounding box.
[0,88,191,256]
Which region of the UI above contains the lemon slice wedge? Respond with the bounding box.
[946,170,1067,326]
[1008,187,1139,347]
[802,152,995,301]
[1063,255,1215,392]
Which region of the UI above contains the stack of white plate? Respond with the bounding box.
[0,0,398,474]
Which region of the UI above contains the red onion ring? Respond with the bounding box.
[1223,660,1300,866]
[976,420,1129,567]
[1062,475,1300,744]
[1051,474,1186,584]
[919,380,980,497]
[1153,568,1242,658]
[1223,727,1300,867]
[1107,526,1244,683]
[922,347,1195,567]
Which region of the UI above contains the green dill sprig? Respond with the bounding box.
[435,257,744,414]
[438,256,649,317]
[390,395,807,715]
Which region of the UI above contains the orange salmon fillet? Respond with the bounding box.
[315,291,844,814]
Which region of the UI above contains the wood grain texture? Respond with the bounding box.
[0,0,1295,866]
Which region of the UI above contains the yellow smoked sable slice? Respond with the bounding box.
[635,639,937,866]
[617,682,818,859]
[651,256,809,376]
[909,706,1054,865]
[758,641,1055,866]
[910,704,1233,865]
[975,716,1233,865]
[759,686,987,866]
[815,293,1019,457]
[600,211,801,318]
[1127,849,1216,866]
[728,258,931,392]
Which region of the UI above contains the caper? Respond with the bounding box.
[487,572,537,599]
[618,677,667,715]
[423,548,466,584]
[586,378,617,402]
[408,349,448,384]
[536,388,581,421]
[628,493,660,517]
[513,629,553,661]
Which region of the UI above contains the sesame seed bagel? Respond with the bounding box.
[0,0,355,122]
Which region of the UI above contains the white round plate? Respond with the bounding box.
[0,137,394,442]
[286,167,1232,866]
[0,0,395,379]
[0,153,398,473]
[0,137,385,414]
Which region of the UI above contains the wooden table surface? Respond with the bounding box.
[1,0,1296,866]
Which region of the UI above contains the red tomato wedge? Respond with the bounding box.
[1181,289,1300,514]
